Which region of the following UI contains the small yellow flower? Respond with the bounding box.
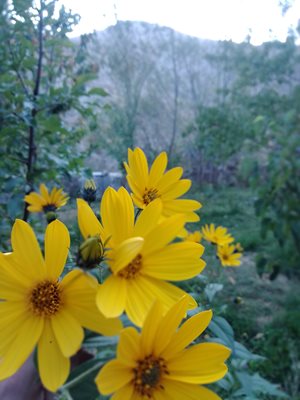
[202,224,234,246]
[96,296,231,400]
[217,244,242,267]
[184,230,202,243]
[234,242,244,253]
[124,147,202,222]
[77,186,206,326]
[24,183,69,213]
[0,220,121,392]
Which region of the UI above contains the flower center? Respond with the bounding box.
[118,254,142,279]
[43,204,57,212]
[133,354,169,397]
[143,188,159,206]
[29,280,61,316]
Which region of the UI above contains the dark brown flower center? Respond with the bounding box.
[133,354,169,397]
[29,280,61,316]
[143,188,159,206]
[43,204,57,212]
[118,254,142,279]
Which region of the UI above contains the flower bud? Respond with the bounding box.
[77,234,105,269]
[82,179,97,203]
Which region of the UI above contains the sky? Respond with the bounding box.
[58,0,300,45]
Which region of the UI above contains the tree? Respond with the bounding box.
[0,0,105,236]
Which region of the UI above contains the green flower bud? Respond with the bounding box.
[82,179,97,203]
[77,234,105,269]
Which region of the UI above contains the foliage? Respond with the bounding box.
[0,0,106,241]
[253,292,300,399]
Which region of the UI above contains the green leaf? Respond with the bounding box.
[204,283,224,302]
[67,358,102,400]
[208,316,235,349]
[233,341,264,361]
[88,87,109,97]
[235,372,289,398]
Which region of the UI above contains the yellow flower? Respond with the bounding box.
[77,187,206,326]
[234,242,244,253]
[96,296,231,400]
[217,244,242,267]
[24,183,69,213]
[202,224,234,246]
[124,147,201,222]
[184,230,202,243]
[0,220,122,392]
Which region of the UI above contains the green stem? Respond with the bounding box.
[59,361,104,392]
[59,389,73,400]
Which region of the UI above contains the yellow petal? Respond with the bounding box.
[162,380,221,400]
[0,313,43,380]
[111,237,144,273]
[126,175,145,202]
[77,199,104,239]
[125,276,196,327]
[140,300,164,357]
[162,310,213,359]
[95,360,133,395]
[156,167,183,192]
[51,309,84,357]
[0,302,31,353]
[163,199,202,213]
[142,242,206,281]
[117,187,135,238]
[24,192,44,210]
[101,187,133,244]
[38,319,70,392]
[111,383,134,400]
[133,199,162,237]
[61,269,122,336]
[129,147,149,188]
[143,214,186,256]
[11,219,46,280]
[167,343,231,384]
[182,211,200,222]
[96,275,127,318]
[153,296,190,355]
[40,183,50,202]
[148,151,168,187]
[117,327,140,366]
[45,220,70,279]
[161,179,191,199]
[0,253,30,298]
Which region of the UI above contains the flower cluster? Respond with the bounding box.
[0,147,238,399]
[201,223,243,267]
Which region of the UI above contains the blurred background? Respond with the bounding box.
[0,0,299,398]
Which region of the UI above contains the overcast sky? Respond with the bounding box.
[58,0,300,45]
